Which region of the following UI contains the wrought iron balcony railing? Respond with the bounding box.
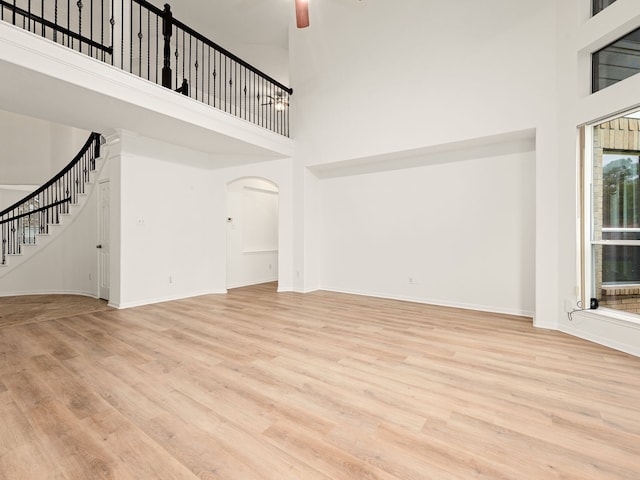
[0,0,293,136]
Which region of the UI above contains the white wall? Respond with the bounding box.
[289,0,556,320]
[290,0,556,164]
[112,133,219,308]
[0,109,88,186]
[226,178,279,289]
[0,185,37,211]
[320,146,535,317]
[0,166,101,297]
[110,132,295,308]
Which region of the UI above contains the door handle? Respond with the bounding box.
[96,244,102,249]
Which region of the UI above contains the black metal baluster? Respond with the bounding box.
[234,62,237,117]
[268,83,272,132]
[90,0,93,56]
[188,33,192,98]
[267,81,270,130]
[155,14,158,83]
[182,30,185,89]
[137,1,142,76]
[285,92,289,136]
[89,0,93,57]
[119,0,123,68]
[241,66,245,119]
[100,0,104,60]
[261,78,272,128]
[128,0,132,73]
[27,0,31,32]
[224,55,228,112]
[258,75,262,128]
[54,0,58,42]
[211,49,217,107]
[77,0,83,53]
[114,0,119,66]
[194,38,198,101]
[287,92,290,136]
[146,9,150,80]
[276,89,281,135]
[261,77,265,128]
[272,86,276,133]
[109,0,114,65]
[174,24,178,88]
[67,0,70,48]
[206,45,210,105]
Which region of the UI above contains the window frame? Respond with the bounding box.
[592,25,640,93]
[582,111,640,314]
[592,0,618,16]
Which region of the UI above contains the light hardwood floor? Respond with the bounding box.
[1,283,640,479]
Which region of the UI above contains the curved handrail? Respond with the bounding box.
[0,132,101,217]
[1,132,103,265]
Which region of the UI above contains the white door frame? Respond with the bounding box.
[98,179,110,300]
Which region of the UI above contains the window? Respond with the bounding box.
[592,26,640,92]
[586,111,640,314]
[593,0,617,16]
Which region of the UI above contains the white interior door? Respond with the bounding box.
[98,180,110,300]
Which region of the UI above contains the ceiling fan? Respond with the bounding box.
[260,94,289,111]
[295,0,310,28]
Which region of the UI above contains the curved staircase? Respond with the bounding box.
[0,132,104,275]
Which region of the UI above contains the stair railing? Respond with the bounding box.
[0,131,102,265]
[0,0,293,136]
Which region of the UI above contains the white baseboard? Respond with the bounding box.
[0,289,97,298]
[111,289,226,309]
[560,309,640,357]
[318,286,534,318]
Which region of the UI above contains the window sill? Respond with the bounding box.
[565,307,640,357]
[578,306,640,327]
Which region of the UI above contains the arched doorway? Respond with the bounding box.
[226,177,279,289]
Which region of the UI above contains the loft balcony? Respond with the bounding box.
[0,0,293,158]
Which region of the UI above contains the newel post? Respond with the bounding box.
[161,3,173,89]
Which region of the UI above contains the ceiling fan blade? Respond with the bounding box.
[295,0,309,28]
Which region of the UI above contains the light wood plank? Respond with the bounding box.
[1,283,640,479]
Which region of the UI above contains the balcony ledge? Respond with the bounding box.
[0,21,293,167]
